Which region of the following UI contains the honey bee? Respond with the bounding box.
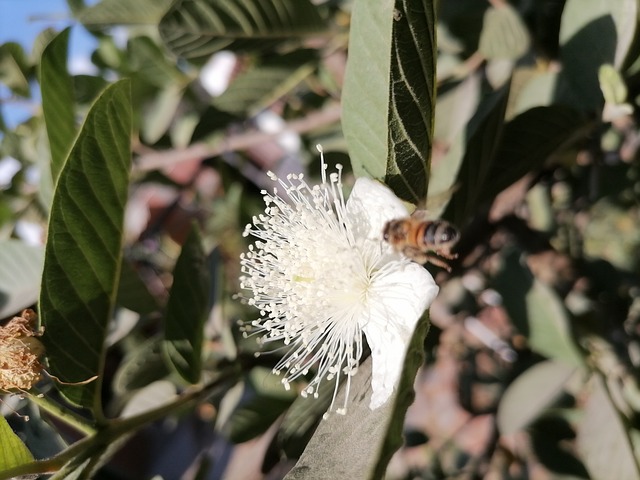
[383,211,460,271]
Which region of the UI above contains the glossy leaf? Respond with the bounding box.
[0,416,34,472]
[0,240,44,319]
[342,0,394,180]
[40,80,132,410]
[577,375,640,480]
[385,0,438,204]
[159,0,326,60]
[162,225,210,384]
[497,360,577,435]
[285,317,430,480]
[40,27,76,183]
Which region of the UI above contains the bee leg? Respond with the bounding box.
[424,253,454,272]
[434,248,458,260]
[401,246,429,264]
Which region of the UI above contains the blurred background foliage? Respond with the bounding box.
[1,0,640,478]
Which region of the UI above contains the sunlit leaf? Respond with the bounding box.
[40,27,76,183]
[385,0,438,205]
[599,64,628,104]
[478,4,530,60]
[40,80,132,410]
[0,240,44,319]
[577,375,640,480]
[342,0,394,180]
[497,360,577,435]
[159,0,326,60]
[163,225,211,384]
[559,0,637,110]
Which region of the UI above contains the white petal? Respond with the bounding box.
[362,262,439,409]
[346,177,409,240]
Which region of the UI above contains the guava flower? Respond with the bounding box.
[0,309,45,393]
[239,147,438,415]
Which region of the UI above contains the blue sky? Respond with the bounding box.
[0,0,97,127]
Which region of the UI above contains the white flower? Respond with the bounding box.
[239,147,438,415]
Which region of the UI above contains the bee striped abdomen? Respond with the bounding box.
[422,222,459,249]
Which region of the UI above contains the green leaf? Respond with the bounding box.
[493,250,584,367]
[211,50,317,115]
[427,75,481,217]
[478,105,591,206]
[0,240,44,318]
[444,102,590,226]
[0,42,31,98]
[162,225,211,384]
[561,0,637,69]
[478,4,530,60]
[127,36,185,88]
[285,317,430,480]
[385,0,438,205]
[0,416,34,472]
[40,80,132,410]
[40,28,77,183]
[442,87,509,225]
[497,360,577,435]
[559,0,637,111]
[159,0,326,60]
[116,261,159,315]
[577,375,640,480]
[78,0,174,25]
[342,0,394,180]
[227,367,296,443]
[140,84,184,144]
[113,337,169,397]
[599,64,628,104]
[276,375,334,459]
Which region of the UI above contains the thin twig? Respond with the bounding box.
[134,102,342,173]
